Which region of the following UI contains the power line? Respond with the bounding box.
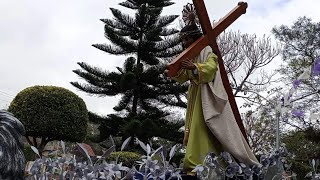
[0,94,14,99]
[0,90,15,98]
[0,98,10,103]
[0,90,14,96]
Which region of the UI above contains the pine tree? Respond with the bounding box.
[71,0,186,142]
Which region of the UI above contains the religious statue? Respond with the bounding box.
[166,1,259,176]
[0,110,26,179]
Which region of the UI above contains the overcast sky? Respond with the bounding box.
[1,0,320,116]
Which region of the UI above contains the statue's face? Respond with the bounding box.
[181,35,196,49]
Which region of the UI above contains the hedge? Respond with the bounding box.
[8,85,88,143]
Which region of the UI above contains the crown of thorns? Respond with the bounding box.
[180,3,202,38]
[179,29,202,39]
[182,3,199,26]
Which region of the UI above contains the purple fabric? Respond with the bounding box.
[292,79,301,89]
[292,109,305,118]
[312,57,320,76]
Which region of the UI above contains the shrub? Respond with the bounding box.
[106,151,141,167]
[8,86,88,154]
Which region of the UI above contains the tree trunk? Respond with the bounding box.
[132,31,144,116]
[132,90,138,115]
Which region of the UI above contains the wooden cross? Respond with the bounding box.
[167,1,249,142]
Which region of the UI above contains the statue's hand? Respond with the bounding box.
[181,59,196,70]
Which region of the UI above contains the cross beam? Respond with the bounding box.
[167,1,249,142]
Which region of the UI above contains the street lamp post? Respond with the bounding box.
[276,97,285,150]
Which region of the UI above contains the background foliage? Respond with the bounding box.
[71,0,185,144]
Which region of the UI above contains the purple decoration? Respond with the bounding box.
[243,167,253,179]
[292,79,301,89]
[269,155,277,166]
[260,155,270,168]
[225,162,241,178]
[312,57,320,76]
[221,152,232,164]
[292,109,305,118]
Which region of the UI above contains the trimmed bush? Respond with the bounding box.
[107,151,141,167]
[8,85,88,144]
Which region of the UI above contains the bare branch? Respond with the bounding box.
[217,31,281,105]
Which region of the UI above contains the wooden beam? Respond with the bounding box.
[211,2,248,37]
[192,0,212,35]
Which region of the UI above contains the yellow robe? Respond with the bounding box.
[173,50,223,173]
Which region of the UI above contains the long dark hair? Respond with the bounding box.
[180,24,203,40]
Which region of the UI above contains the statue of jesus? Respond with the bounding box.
[168,23,259,176]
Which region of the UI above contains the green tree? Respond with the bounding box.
[273,17,320,80]
[282,130,320,179]
[272,17,320,130]
[71,0,185,143]
[8,86,88,156]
